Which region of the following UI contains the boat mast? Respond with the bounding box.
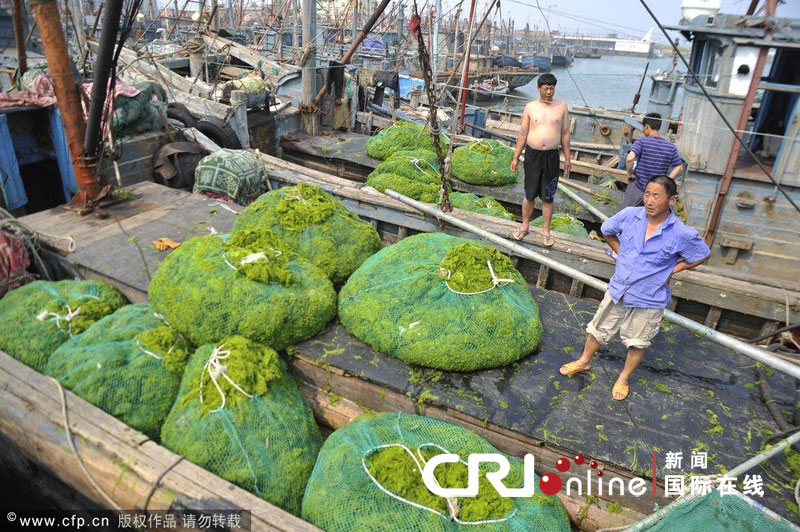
[456,0,477,129]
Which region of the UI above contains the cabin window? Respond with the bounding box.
[689,38,722,88]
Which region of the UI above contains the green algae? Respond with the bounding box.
[161,336,322,514]
[654,383,672,395]
[366,445,513,522]
[704,409,724,435]
[451,139,517,186]
[365,122,449,160]
[136,325,191,374]
[234,184,380,285]
[274,182,338,231]
[339,233,541,371]
[532,213,590,238]
[44,304,186,439]
[148,232,336,349]
[439,242,516,294]
[0,280,127,371]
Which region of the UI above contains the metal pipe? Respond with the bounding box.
[11,0,26,76]
[384,189,800,380]
[556,182,609,222]
[31,0,99,205]
[625,429,800,532]
[312,0,391,106]
[83,0,124,158]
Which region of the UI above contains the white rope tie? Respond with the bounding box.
[443,260,515,296]
[199,344,253,413]
[467,140,496,155]
[223,248,283,272]
[284,188,309,204]
[361,443,516,525]
[36,305,82,337]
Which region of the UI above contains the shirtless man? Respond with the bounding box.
[510,73,571,247]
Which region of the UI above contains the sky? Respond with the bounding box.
[445,0,800,42]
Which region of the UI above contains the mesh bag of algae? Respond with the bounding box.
[371,152,440,183]
[366,121,449,160]
[0,280,127,371]
[302,412,571,532]
[451,139,517,186]
[148,226,337,348]
[532,213,589,238]
[193,149,267,205]
[450,192,514,221]
[45,304,192,440]
[233,183,381,285]
[366,172,441,203]
[161,336,323,515]
[339,233,542,371]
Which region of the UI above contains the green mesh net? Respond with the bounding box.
[45,304,192,440]
[532,213,589,238]
[366,172,441,203]
[302,412,571,531]
[193,149,267,205]
[366,122,449,160]
[450,192,514,221]
[339,233,542,371]
[451,140,518,186]
[161,336,322,515]
[387,149,441,165]
[233,183,381,285]
[112,83,166,138]
[0,280,127,371]
[371,157,440,183]
[148,228,337,349]
[634,490,797,532]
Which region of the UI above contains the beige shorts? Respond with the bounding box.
[586,291,664,349]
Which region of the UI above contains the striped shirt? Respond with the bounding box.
[629,136,682,192]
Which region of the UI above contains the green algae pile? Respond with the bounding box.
[148,228,337,349]
[339,233,542,371]
[234,183,381,285]
[0,279,127,371]
[451,139,517,186]
[366,121,449,160]
[161,336,323,515]
[366,149,514,221]
[532,213,589,238]
[45,304,191,439]
[302,412,571,531]
[449,192,514,221]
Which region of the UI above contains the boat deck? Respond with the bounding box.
[280,130,622,221]
[17,180,799,523]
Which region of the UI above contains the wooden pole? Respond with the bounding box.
[300,0,317,134]
[31,0,99,207]
[456,0,477,129]
[11,0,26,76]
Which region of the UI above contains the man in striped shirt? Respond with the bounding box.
[622,113,684,209]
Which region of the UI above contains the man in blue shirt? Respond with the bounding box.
[623,113,684,209]
[559,176,711,400]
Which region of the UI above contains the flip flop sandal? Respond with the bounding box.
[559,361,592,377]
[542,234,555,247]
[612,383,630,401]
[513,228,529,241]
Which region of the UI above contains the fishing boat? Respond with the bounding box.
[1,0,799,529]
[468,77,510,101]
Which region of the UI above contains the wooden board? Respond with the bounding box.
[0,350,319,531]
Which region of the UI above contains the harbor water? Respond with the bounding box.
[495,55,683,115]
